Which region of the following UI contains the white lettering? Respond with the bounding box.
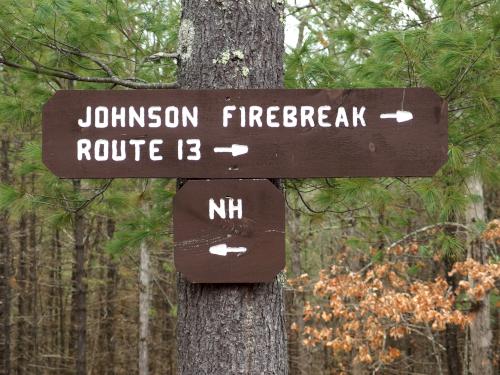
[209,198,226,219]
[186,139,201,160]
[353,106,366,127]
[112,140,126,161]
[149,139,163,161]
[267,106,279,127]
[283,106,297,127]
[223,106,236,127]
[239,106,246,127]
[95,106,108,128]
[148,106,161,127]
[165,106,179,128]
[129,106,145,127]
[248,106,263,127]
[94,139,109,161]
[335,107,349,127]
[78,106,92,127]
[77,139,91,160]
[228,198,243,219]
[182,106,198,127]
[129,139,146,161]
[177,139,183,160]
[318,106,331,127]
[111,107,125,128]
[301,106,315,127]
[208,198,243,219]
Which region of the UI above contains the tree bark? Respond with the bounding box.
[70,179,87,375]
[465,174,493,375]
[176,1,287,374]
[103,218,118,375]
[28,175,39,375]
[444,257,462,375]
[0,138,11,375]
[286,209,305,375]
[139,205,151,375]
[16,175,28,375]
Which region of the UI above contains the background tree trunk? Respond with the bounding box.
[465,174,493,375]
[16,174,28,375]
[286,209,305,375]
[70,179,86,375]
[0,137,11,375]
[104,219,117,375]
[176,1,287,374]
[444,256,462,375]
[28,175,39,375]
[138,204,151,375]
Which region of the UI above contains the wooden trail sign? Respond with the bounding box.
[173,179,285,283]
[42,88,447,179]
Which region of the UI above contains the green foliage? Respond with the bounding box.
[0,183,20,211]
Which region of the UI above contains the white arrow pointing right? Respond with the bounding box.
[209,243,247,256]
[213,144,249,157]
[380,110,413,123]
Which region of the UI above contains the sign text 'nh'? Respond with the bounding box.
[173,179,285,283]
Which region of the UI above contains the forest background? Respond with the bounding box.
[0,0,499,374]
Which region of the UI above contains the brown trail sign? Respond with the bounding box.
[173,179,285,283]
[42,88,447,179]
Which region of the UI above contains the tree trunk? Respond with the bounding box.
[28,175,39,375]
[54,229,66,374]
[70,179,87,375]
[0,138,11,375]
[444,257,462,375]
[104,219,117,375]
[16,175,28,375]
[49,229,63,374]
[465,175,493,375]
[286,209,305,375]
[139,207,151,375]
[176,1,287,374]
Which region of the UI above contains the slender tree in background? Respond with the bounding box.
[139,186,152,375]
[287,208,305,375]
[16,174,28,375]
[70,179,86,375]
[176,1,288,373]
[0,136,11,375]
[465,174,493,375]
[138,236,151,375]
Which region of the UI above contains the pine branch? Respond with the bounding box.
[288,181,368,214]
[445,38,495,100]
[0,55,178,89]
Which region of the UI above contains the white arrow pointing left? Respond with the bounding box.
[209,243,247,256]
[213,144,249,157]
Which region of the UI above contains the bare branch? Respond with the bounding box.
[387,222,469,250]
[144,52,179,62]
[72,179,113,213]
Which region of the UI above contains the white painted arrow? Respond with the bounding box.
[213,144,248,157]
[380,110,413,123]
[209,243,247,256]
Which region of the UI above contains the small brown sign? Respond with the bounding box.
[42,88,447,178]
[173,179,285,283]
